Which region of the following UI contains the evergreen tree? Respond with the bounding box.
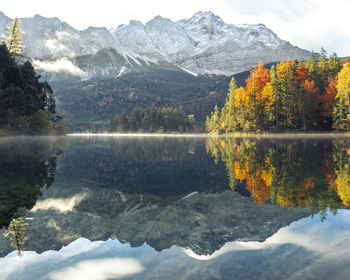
[328,54,342,77]
[270,66,279,128]
[225,77,237,132]
[2,17,25,57]
[0,43,65,134]
[308,52,318,83]
[209,104,220,133]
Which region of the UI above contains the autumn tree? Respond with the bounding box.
[233,87,248,130]
[334,63,350,130]
[246,63,271,130]
[207,55,347,133]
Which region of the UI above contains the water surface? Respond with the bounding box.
[0,135,349,280]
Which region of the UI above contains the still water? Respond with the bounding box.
[0,135,349,280]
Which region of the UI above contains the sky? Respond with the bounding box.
[1,0,350,56]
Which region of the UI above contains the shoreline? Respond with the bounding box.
[0,132,349,138]
[68,132,350,138]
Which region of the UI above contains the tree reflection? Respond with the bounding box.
[0,137,61,228]
[333,140,350,208]
[208,137,349,216]
[3,217,28,257]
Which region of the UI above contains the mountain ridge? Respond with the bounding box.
[0,10,311,78]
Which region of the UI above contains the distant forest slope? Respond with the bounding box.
[52,63,276,131]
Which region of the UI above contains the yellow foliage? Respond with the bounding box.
[335,165,350,207]
[336,63,350,107]
[234,87,247,108]
[259,82,275,112]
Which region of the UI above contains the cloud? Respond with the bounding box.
[47,257,144,280]
[1,0,350,55]
[31,194,86,213]
[32,58,85,76]
[226,0,350,55]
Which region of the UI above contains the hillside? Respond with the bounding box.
[52,64,273,130]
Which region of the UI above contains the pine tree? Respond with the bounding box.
[209,104,220,133]
[308,52,318,83]
[270,65,279,128]
[2,17,25,57]
[328,54,342,77]
[4,217,28,257]
[225,77,237,132]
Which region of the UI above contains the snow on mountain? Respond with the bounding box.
[177,11,234,48]
[145,16,195,56]
[114,20,160,57]
[0,11,311,78]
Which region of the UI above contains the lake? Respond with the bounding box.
[0,135,349,280]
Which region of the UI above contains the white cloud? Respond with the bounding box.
[32,58,85,76]
[1,0,350,55]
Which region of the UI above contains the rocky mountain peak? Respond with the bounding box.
[0,10,311,78]
[187,11,225,25]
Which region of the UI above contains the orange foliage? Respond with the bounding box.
[304,178,314,189]
[304,80,318,95]
[246,63,271,94]
[234,156,275,205]
[319,77,338,119]
[296,64,309,85]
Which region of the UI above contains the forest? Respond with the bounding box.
[207,52,350,133]
[0,18,66,135]
[107,106,195,133]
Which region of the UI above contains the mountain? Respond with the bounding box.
[0,11,311,79]
[0,11,312,129]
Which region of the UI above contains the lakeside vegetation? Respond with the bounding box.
[0,18,67,135]
[107,106,197,133]
[207,52,350,133]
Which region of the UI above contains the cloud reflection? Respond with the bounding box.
[47,257,144,280]
[184,210,350,260]
[31,194,86,213]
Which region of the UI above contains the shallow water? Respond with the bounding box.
[0,135,349,280]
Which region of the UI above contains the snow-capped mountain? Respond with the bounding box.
[0,11,310,78]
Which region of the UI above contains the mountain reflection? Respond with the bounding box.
[208,137,350,218]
